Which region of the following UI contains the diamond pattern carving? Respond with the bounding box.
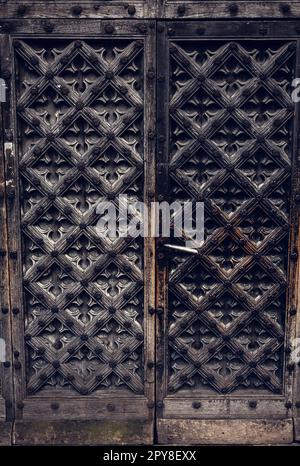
[66,291,103,325]
[36,263,75,298]
[210,54,252,97]
[210,118,252,158]
[208,237,247,275]
[28,85,71,126]
[176,265,218,304]
[205,292,247,329]
[93,263,132,299]
[91,145,135,188]
[175,150,222,191]
[167,40,294,394]
[61,116,103,156]
[30,147,73,187]
[180,88,222,128]
[236,265,277,302]
[16,38,145,395]
[210,177,249,217]
[61,176,101,214]
[58,52,101,94]
[90,85,133,125]
[240,87,282,127]
[237,149,285,189]
[65,235,101,271]
[31,207,74,244]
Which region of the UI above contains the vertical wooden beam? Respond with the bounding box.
[0,31,14,445]
[292,39,300,442]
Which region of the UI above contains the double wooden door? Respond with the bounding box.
[1,19,300,445]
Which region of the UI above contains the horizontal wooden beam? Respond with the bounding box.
[0,2,300,20]
[13,420,153,445]
[157,418,294,444]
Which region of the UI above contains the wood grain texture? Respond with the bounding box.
[0,421,12,446]
[290,29,300,448]
[163,398,289,419]
[0,1,299,19]
[13,419,152,445]
[0,1,157,19]
[0,33,15,424]
[156,22,297,431]
[294,417,300,441]
[163,2,300,19]
[157,418,294,444]
[2,22,155,443]
[0,8,300,445]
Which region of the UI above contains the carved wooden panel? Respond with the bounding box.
[156,23,298,429]
[167,40,293,392]
[1,15,300,445]
[15,36,143,395]
[16,36,146,397]
[2,22,156,439]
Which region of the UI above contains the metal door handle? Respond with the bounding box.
[163,243,198,254]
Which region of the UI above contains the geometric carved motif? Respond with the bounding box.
[15,38,144,395]
[168,40,295,394]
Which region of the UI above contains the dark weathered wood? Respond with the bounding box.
[156,20,170,416]
[2,20,155,443]
[156,20,298,444]
[4,18,300,37]
[20,397,149,420]
[294,417,300,441]
[162,1,300,19]
[158,19,300,37]
[163,398,289,419]
[1,1,300,19]
[0,18,154,35]
[157,419,294,444]
[0,421,12,445]
[0,7,300,446]
[0,33,15,428]
[143,21,157,407]
[290,30,300,447]
[13,419,152,445]
[0,1,157,19]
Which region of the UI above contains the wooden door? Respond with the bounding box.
[1,10,300,447]
[1,19,156,445]
[156,20,300,445]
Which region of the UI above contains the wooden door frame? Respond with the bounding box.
[0,1,158,20]
[160,1,300,20]
[1,1,300,20]
[0,33,14,445]
[155,19,300,445]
